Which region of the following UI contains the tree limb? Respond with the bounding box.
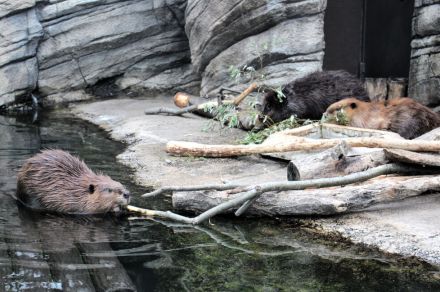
[166,136,440,157]
[131,163,432,224]
[144,83,258,116]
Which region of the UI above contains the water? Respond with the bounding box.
[0,111,439,291]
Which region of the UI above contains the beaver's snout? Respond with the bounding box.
[120,191,130,205]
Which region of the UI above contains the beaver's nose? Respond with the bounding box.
[123,192,130,199]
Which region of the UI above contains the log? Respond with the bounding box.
[173,175,440,216]
[287,145,388,181]
[387,78,407,99]
[166,136,440,157]
[365,78,387,101]
[384,149,440,167]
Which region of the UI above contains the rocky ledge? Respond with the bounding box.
[71,97,440,267]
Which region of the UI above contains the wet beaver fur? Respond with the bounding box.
[324,97,440,139]
[16,149,130,214]
[260,70,369,124]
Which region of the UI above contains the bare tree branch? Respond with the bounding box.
[131,163,432,224]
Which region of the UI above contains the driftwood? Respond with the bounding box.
[287,143,388,180]
[173,174,440,217]
[166,123,435,158]
[384,149,440,166]
[166,135,440,157]
[144,83,258,116]
[130,163,433,224]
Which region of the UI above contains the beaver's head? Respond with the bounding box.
[323,97,361,126]
[86,175,130,213]
[259,89,290,125]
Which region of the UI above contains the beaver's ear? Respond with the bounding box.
[350,102,357,109]
[88,184,95,194]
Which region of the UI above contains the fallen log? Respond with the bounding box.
[134,163,435,223]
[287,143,388,180]
[173,174,440,217]
[384,149,440,167]
[166,135,440,157]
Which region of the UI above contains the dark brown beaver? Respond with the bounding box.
[324,97,440,139]
[16,149,130,214]
[260,70,369,124]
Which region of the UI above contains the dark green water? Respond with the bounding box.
[0,111,439,291]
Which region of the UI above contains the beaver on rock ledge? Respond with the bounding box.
[16,149,130,214]
[260,70,369,124]
[324,97,440,139]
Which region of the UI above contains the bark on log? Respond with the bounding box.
[166,136,440,157]
[287,146,388,181]
[384,149,440,167]
[173,175,440,216]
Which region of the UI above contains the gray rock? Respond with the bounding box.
[412,3,440,37]
[0,8,42,103]
[185,0,326,73]
[117,64,201,95]
[0,58,38,105]
[37,0,193,95]
[409,3,440,106]
[200,14,325,95]
[0,0,35,18]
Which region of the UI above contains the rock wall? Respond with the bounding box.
[0,2,42,105]
[409,0,440,106]
[2,0,437,108]
[0,0,199,107]
[185,0,326,95]
[0,0,327,106]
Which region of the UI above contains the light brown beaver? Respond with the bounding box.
[324,97,440,139]
[16,149,130,214]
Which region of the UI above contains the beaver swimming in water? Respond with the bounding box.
[16,149,130,214]
[260,70,369,125]
[324,97,440,139]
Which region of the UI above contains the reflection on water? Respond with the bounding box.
[0,111,439,291]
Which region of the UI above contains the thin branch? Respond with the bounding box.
[132,163,432,224]
[144,105,198,116]
[144,83,258,116]
[142,183,247,198]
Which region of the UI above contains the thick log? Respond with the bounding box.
[365,78,387,101]
[384,149,440,167]
[166,136,440,157]
[287,146,388,181]
[173,175,440,216]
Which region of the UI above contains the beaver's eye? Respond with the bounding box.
[88,184,95,194]
[350,103,357,109]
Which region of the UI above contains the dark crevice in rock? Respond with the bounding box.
[84,76,123,98]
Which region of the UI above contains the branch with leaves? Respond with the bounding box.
[144,83,258,116]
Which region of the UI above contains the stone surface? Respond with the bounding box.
[409,2,440,106]
[0,8,43,104]
[71,97,285,188]
[316,194,440,266]
[37,0,192,96]
[185,0,326,95]
[0,0,35,18]
[201,15,325,95]
[0,0,198,107]
[71,97,440,267]
[0,58,39,106]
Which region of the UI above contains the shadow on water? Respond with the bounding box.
[0,111,439,291]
